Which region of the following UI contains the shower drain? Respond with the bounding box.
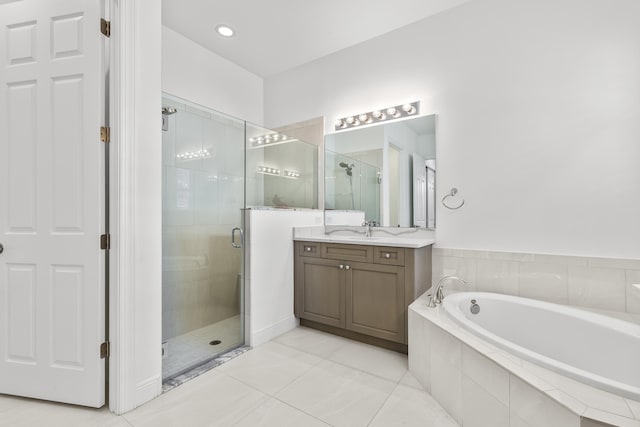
[209,340,222,346]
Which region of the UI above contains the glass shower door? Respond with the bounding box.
[161,95,245,381]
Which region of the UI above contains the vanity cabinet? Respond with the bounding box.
[294,241,432,352]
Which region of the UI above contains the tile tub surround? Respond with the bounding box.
[408,292,640,427]
[432,247,640,319]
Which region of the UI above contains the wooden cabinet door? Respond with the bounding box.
[345,262,405,343]
[295,257,345,328]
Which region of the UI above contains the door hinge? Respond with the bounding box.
[100,234,110,250]
[100,126,110,143]
[100,341,110,359]
[100,18,111,37]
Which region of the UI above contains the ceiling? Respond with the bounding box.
[162,0,471,78]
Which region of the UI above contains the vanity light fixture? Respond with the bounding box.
[257,166,280,176]
[335,101,420,130]
[215,25,235,38]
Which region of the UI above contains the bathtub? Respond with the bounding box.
[442,292,640,401]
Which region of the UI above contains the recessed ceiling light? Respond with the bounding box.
[215,25,235,38]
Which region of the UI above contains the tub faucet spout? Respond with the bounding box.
[427,275,468,307]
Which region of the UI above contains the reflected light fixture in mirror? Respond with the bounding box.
[335,101,420,130]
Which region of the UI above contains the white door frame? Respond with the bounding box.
[108,0,162,415]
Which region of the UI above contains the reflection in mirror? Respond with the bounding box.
[324,114,436,228]
[246,123,318,209]
[324,150,381,224]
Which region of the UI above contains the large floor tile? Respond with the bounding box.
[369,384,459,427]
[273,326,351,358]
[232,398,329,427]
[217,341,321,395]
[123,373,267,427]
[399,371,425,390]
[276,359,395,427]
[328,339,408,382]
[0,395,128,427]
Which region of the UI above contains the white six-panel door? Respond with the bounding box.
[0,0,105,407]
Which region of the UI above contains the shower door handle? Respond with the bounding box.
[231,227,244,248]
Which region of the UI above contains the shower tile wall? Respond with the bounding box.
[162,101,243,341]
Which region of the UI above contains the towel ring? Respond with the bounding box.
[442,188,465,210]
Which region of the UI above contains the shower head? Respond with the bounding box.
[339,162,354,176]
[162,107,177,115]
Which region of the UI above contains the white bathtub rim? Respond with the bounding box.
[444,291,640,338]
[409,292,640,424]
[442,292,640,401]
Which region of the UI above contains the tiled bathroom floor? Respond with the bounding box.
[162,315,242,380]
[0,326,459,427]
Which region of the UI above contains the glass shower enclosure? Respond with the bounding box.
[161,94,318,382]
[161,95,245,381]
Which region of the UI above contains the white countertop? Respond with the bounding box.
[293,226,435,249]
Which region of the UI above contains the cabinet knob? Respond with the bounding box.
[385,253,391,259]
[339,264,344,269]
[305,247,312,252]
[345,265,351,270]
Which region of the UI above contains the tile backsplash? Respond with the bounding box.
[432,248,640,317]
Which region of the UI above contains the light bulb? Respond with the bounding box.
[358,114,368,122]
[372,110,383,119]
[386,107,397,116]
[346,116,356,125]
[402,104,416,114]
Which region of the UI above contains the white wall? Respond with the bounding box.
[264,0,640,259]
[245,209,324,347]
[162,26,263,125]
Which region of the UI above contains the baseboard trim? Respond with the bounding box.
[250,316,299,347]
[134,375,162,408]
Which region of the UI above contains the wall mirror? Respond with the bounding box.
[324,114,436,228]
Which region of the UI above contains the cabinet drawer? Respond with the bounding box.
[298,242,322,257]
[373,247,405,266]
[322,243,373,263]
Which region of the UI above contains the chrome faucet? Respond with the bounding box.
[362,220,378,237]
[427,275,468,307]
